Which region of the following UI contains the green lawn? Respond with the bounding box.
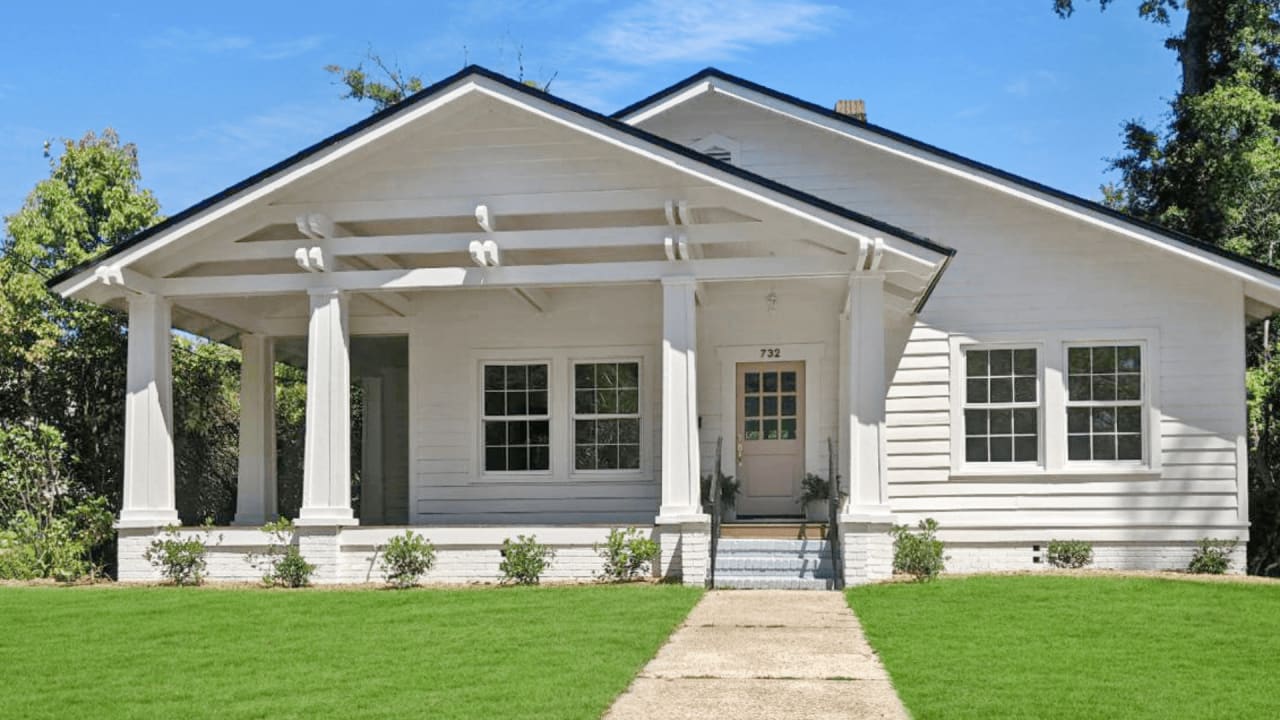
[848,575,1280,720]
[0,583,701,719]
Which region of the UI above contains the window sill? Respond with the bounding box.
[949,466,1162,481]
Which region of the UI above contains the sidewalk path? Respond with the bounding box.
[604,590,909,720]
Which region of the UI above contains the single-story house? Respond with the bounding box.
[51,66,1276,586]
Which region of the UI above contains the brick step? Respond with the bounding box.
[720,522,829,540]
[715,539,831,555]
[713,556,835,577]
[714,575,835,590]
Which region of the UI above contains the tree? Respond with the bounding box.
[1,131,159,505]
[326,46,556,113]
[1056,1,1280,574]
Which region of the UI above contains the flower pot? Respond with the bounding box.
[803,502,829,523]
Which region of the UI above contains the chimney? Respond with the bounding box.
[835,99,866,122]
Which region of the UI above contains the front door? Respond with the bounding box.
[735,361,805,517]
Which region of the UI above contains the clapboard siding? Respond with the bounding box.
[410,284,664,524]
[640,91,1249,543]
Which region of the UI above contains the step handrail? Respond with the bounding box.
[708,436,723,589]
[827,436,845,590]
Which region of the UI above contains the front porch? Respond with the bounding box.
[52,69,951,585]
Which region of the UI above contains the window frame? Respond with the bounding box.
[570,357,645,476]
[948,329,1161,478]
[1063,340,1149,467]
[478,359,554,478]
[953,341,1045,472]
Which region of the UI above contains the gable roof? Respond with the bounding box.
[49,65,953,295]
[614,67,1280,291]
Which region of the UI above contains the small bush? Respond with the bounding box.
[381,530,436,588]
[1188,538,1238,575]
[255,518,315,588]
[273,546,316,588]
[1047,540,1094,569]
[595,527,659,582]
[145,522,218,586]
[500,534,554,585]
[892,518,946,582]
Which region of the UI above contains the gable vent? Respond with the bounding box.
[703,145,733,164]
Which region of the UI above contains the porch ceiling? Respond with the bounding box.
[51,67,953,344]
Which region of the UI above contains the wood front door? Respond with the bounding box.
[735,361,805,517]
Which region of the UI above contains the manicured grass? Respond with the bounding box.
[0,583,701,719]
[848,575,1280,720]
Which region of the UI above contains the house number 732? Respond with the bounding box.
[760,348,781,358]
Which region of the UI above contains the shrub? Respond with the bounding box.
[595,527,660,582]
[1188,538,1238,575]
[255,518,315,588]
[145,522,218,586]
[1047,540,1094,569]
[892,518,946,582]
[500,534,554,585]
[273,546,316,588]
[0,423,115,582]
[381,530,436,588]
[700,471,740,511]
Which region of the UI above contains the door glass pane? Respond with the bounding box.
[763,373,778,392]
[781,395,796,416]
[763,419,778,439]
[744,396,760,417]
[780,418,797,439]
[781,372,797,392]
[744,373,760,393]
[763,396,778,416]
[744,420,760,440]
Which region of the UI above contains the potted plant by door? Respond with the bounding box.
[799,473,840,522]
[701,472,741,521]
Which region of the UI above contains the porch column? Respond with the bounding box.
[298,288,356,526]
[118,293,179,528]
[234,334,277,526]
[656,276,709,586]
[841,274,894,583]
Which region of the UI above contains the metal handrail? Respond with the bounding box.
[827,436,845,590]
[708,436,723,589]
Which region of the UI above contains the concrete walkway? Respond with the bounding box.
[604,590,910,720]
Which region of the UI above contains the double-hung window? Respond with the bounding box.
[573,361,641,471]
[482,363,550,472]
[1066,344,1144,462]
[962,347,1040,464]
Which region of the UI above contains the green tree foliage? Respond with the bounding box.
[325,50,426,112]
[1057,2,1280,574]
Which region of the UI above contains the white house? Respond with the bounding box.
[52,66,1277,586]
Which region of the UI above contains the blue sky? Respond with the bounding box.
[0,1,1180,221]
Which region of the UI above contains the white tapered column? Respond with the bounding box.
[118,294,179,528]
[298,288,355,526]
[844,274,890,517]
[659,276,703,519]
[655,277,708,586]
[841,274,894,585]
[234,334,277,526]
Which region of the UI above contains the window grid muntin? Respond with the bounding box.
[962,347,1040,464]
[1065,344,1144,462]
[481,362,551,473]
[573,361,641,471]
[742,368,800,441]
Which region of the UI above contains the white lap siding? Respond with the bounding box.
[639,93,1248,564]
[410,285,663,524]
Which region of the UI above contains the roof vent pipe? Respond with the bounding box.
[835,99,866,122]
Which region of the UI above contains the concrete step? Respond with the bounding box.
[713,575,835,590]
